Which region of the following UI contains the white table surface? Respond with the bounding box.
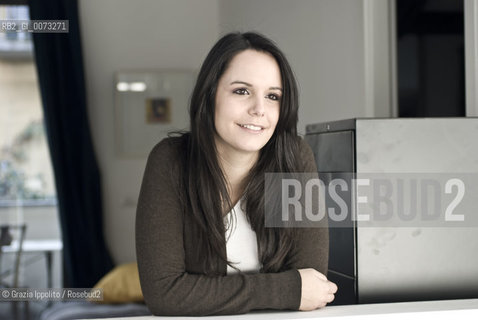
[1,239,63,253]
[84,298,478,320]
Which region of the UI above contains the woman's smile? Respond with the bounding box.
[237,123,265,133]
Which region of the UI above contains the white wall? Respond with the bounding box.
[465,0,478,116]
[79,0,390,264]
[79,0,219,263]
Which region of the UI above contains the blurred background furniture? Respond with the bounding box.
[0,224,28,320]
[3,239,63,290]
[0,224,27,288]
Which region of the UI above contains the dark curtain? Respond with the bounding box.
[28,0,114,287]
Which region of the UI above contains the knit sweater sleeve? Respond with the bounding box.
[135,138,304,316]
[284,138,329,275]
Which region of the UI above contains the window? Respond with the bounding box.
[0,4,61,293]
[0,5,57,207]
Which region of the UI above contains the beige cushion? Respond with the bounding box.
[91,262,144,304]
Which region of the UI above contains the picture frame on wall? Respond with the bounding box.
[114,70,195,157]
[145,97,172,124]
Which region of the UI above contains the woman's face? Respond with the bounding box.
[214,49,282,157]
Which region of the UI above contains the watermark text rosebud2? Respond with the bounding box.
[265,172,478,228]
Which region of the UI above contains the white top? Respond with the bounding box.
[224,200,262,274]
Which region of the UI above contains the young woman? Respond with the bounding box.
[135,32,337,316]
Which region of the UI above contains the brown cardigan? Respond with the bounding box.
[135,136,328,316]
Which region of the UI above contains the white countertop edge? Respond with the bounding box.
[82,298,478,320]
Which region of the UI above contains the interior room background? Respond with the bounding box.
[1,0,477,291]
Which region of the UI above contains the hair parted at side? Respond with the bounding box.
[177,31,304,275]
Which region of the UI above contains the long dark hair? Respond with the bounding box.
[180,32,303,275]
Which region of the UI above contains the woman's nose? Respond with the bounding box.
[249,96,265,117]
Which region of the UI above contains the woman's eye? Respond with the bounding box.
[267,93,281,101]
[233,88,249,95]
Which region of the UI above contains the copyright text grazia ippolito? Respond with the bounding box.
[0,288,103,301]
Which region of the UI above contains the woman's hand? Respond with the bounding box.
[298,268,338,311]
